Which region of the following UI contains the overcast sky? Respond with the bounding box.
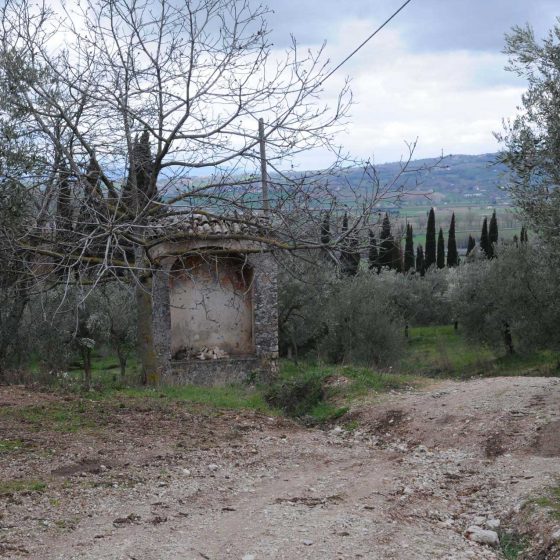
[266,0,558,167]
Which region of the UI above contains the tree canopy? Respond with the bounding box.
[496,21,560,247]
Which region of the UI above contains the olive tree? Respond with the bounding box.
[451,244,560,355]
[318,272,405,366]
[496,21,560,248]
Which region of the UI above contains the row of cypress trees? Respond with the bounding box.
[411,207,459,274]
[323,207,520,276]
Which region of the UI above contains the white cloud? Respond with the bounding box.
[281,17,527,168]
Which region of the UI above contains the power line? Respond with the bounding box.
[321,0,414,85]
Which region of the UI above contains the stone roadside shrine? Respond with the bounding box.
[148,212,278,385]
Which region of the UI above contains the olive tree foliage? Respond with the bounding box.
[98,285,137,379]
[279,264,411,367]
[318,273,405,366]
[383,268,453,326]
[26,288,102,385]
[495,21,560,248]
[24,283,136,385]
[451,244,560,354]
[278,258,456,366]
[278,253,336,361]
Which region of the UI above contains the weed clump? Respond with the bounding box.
[265,377,324,418]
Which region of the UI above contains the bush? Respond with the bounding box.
[384,268,454,326]
[319,273,405,366]
[264,376,324,417]
[452,243,560,354]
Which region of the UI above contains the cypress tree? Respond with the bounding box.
[416,245,425,276]
[466,235,476,256]
[390,238,403,272]
[379,213,393,269]
[368,229,379,272]
[488,210,498,258]
[320,212,331,245]
[520,226,528,244]
[437,227,445,268]
[447,213,458,267]
[480,217,490,258]
[404,224,415,272]
[339,212,359,275]
[123,129,156,210]
[425,207,436,269]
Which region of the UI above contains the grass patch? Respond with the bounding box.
[265,362,419,423]
[530,484,560,520]
[0,439,24,453]
[115,384,273,413]
[0,479,46,495]
[0,402,101,433]
[400,325,559,379]
[499,531,530,560]
[308,402,349,423]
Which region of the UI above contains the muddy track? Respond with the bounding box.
[1,377,559,559]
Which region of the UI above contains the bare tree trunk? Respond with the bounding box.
[116,348,127,379]
[503,321,514,355]
[0,282,30,381]
[81,348,92,390]
[136,274,159,386]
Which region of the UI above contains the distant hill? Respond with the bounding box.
[332,153,512,208]
[167,153,512,209]
[335,153,520,250]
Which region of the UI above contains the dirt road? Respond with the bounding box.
[1,377,559,559]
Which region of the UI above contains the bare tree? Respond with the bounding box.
[0,0,434,383]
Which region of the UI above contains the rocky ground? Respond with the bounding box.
[1,376,559,559]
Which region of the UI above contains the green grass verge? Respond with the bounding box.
[499,531,530,560]
[400,325,559,379]
[530,484,560,521]
[266,362,420,423]
[0,479,46,495]
[117,384,272,413]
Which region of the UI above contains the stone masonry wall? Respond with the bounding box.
[151,248,279,385]
[152,264,173,378]
[248,251,279,381]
